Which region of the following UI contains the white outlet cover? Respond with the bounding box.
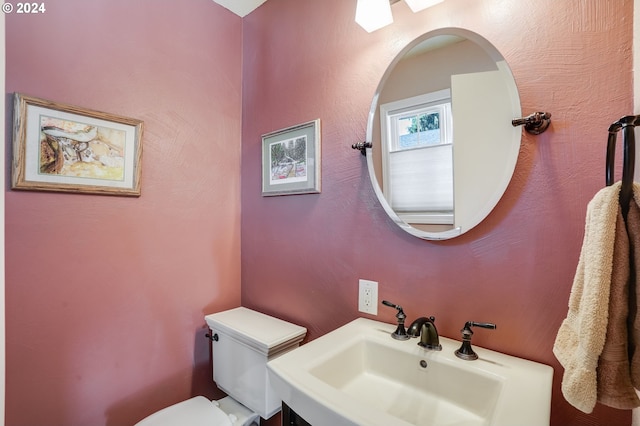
[358,279,378,315]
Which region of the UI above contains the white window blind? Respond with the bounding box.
[389,143,453,214]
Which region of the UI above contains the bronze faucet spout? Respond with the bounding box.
[407,316,442,351]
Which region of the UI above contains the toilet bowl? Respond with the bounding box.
[135,396,258,426]
[134,307,307,426]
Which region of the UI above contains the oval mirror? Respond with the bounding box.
[365,28,522,240]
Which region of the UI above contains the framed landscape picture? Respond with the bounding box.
[261,119,321,196]
[12,93,144,196]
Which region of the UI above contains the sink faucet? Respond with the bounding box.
[407,316,442,351]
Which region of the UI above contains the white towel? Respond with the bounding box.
[553,182,621,413]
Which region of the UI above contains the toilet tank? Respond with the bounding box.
[205,307,306,419]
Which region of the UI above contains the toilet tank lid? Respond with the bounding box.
[205,307,307,356]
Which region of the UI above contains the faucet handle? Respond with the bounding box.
[381,300,401,310]
[466,321,497,331]
[455,321,496,361]
[381,300,409,341]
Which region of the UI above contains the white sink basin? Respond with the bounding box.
[267,318,553,426]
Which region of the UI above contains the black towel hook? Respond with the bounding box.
[606,115,640,219]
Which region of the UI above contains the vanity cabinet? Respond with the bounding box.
[281,403,312,426]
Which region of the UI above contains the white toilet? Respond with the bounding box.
[135,307,307,426]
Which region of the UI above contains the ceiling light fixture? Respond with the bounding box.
[355,0,394,33]
[404,0,444,12]
[355,0,444,32]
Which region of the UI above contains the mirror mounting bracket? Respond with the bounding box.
[512,111,552,135]
[351,141,372,155]
[354,110,552,155]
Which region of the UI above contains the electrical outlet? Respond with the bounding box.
[358,279,378,315]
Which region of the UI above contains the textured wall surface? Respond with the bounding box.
[5,0,242,424]
[3,0,635,425]
[241,0,634,425]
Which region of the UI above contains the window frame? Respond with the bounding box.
[379,89,454,224]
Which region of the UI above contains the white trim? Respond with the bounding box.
[211,0,267,17]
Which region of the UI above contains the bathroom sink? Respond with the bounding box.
[267,318,553,426]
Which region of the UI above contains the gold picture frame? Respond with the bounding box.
[11,93,144,196]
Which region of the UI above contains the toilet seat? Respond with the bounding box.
[135,396,232,426]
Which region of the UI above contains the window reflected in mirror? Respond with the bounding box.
[380,89,454,225]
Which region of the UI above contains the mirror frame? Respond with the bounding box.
[365,27,522,240]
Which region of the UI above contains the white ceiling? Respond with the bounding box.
[211,0,268,17]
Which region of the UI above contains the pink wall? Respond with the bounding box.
[4,0,635,425]
[5,0,242,425]
[241,1,633,425]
